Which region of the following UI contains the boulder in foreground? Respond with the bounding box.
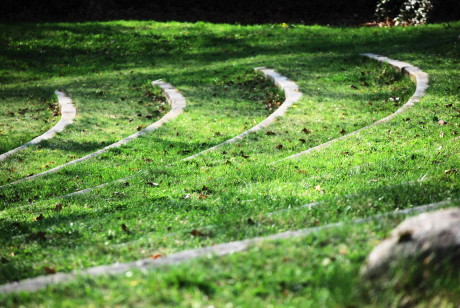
[362,207,460,282]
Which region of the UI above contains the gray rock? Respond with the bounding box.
[362,207,460,280]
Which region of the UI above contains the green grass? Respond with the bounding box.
[0,89,58,153]
[0,20,459,306]
[3,205,460,307]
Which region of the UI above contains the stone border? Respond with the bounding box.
[0,198,454,294]
[184,67,302,160]
[0,80,186,188]
[0,91,76,162]
[1,68,301,201]
[276,53,429,162]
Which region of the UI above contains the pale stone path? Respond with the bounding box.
[0,198,454,294]
[0,80,186,188]
[273,53,429,163]
[0,91,76,161]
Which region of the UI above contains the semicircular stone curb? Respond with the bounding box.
[0,80,186,188]
[2,68,301,198]
[0,198,453,295]
[184,67,302,160]
[0,91,76,162]
[277,53,429,162]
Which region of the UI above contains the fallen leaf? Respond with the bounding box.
[44,266,56,274]
[294,169,308,174]
[190,229,205,237]
[313,185,324,194]
[34,214,44,221]
[151,254,162,259]
[199,192,208,199]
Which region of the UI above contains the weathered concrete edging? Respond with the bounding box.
[1,68,301,202]
[184,67,302,160]
[0,81,186,188]
[0,91,76,162]
[277,53,429,162]
[0,198,453,294]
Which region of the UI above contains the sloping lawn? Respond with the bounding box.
[0,20,459,306]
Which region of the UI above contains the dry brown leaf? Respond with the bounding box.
[44,266,56,274]
[34,214,44,221]
[198,192,208,199]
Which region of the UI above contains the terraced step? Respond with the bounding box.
[277,53,429,162]
[0,80,186,188]
[0,198,454,294]
[1,67,301,200]
[184,67,302,160]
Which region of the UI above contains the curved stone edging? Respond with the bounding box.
[0,198,454,295]
[0,91,76,161]
[276,53,429,162]
[1,68,301,201]
[184,67,302,160]
[0,80,186,188]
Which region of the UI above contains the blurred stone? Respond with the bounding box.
[362,207,460,280]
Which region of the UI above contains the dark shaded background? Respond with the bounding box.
[0,0,458,24]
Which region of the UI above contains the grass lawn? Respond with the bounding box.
[0,20,459,306]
